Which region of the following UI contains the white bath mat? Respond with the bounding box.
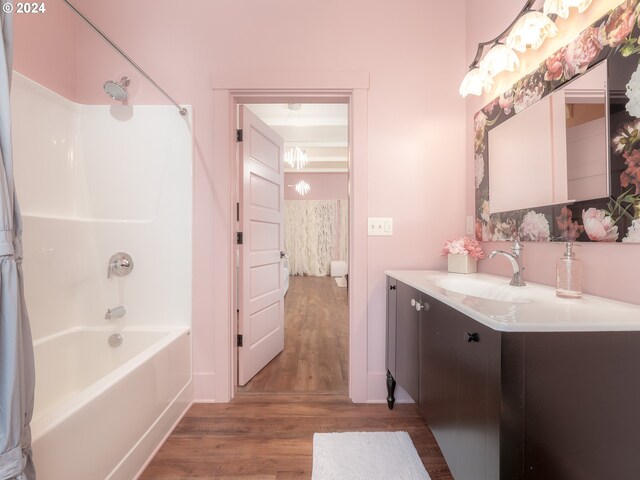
[335,277,347,287]
[312,431,430,480]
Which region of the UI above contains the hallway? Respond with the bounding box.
[238,275,349,395]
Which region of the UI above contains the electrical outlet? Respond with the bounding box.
[368,217,393,236]
[466,216,474,235]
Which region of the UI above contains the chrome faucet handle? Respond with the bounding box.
[107,252,134,279]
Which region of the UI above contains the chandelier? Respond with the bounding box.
[285,147,309,170]
[294,180,311,196]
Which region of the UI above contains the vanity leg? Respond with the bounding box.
[386,370,396,410]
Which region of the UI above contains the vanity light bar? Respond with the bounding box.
[460,0,592,98]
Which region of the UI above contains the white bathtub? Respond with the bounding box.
[31,327,192,480]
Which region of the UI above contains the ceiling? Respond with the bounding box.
[245,104,349,173]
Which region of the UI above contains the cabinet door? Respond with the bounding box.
[524,332,640,480]
[419,296,459,471]
[456,314,501,480]
[395,281,420,402]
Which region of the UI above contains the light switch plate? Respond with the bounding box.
[466,216,474,235]
[368,217,393,236]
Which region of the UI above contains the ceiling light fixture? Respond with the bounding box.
[294,180,310,196]
[285,147,309,170]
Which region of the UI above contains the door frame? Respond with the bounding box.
[211,72,369,402]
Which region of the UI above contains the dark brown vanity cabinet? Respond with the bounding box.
[418,294,510,480]
[386,275,640,480]
[387,278,513,479]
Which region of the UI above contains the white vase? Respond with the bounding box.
[447,254,477,274]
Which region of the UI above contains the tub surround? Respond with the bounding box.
[11,71,194,478]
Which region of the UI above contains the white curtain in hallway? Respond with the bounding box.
[285,200,348,276]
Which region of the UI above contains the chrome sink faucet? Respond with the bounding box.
[105,305,127,320]
[488,239,526,287]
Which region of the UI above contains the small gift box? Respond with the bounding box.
[447,254,477,274]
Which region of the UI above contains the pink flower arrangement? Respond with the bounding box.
[442,236,485,260]
[582,208,619,242]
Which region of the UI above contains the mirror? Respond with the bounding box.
[475,2,640,243]
[487,61,608,214]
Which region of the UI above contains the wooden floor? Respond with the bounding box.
[141,395,453,479]
[238,275,349,394]
[141,276,453,479]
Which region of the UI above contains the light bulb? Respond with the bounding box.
[459,68,493,97]
[506,11,558,52]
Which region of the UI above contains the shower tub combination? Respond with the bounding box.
[12,65,194,477]
[30,327,191,480]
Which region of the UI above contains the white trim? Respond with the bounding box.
[210,72,369,403]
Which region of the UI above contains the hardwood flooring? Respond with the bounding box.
[238,275,349,394]
[141,395,453,479]
[141,276,453,479]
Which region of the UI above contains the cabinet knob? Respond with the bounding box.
[416,302,429,312]
[465,332,479,343]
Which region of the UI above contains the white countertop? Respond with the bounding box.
[385,270,640,333]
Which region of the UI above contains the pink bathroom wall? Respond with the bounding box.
[16,0,468,401]
[13,1,77,101]
[284,173,348,200]
[465,0,638,305]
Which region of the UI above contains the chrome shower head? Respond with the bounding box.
[103,76,130,101]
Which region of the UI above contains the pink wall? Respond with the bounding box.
[13,1,78,101]
[284,172,348,200]
[465,0,638,305]
[15,0,468,401]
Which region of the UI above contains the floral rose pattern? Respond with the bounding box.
[621,149,640,194]
[475,0,640,243]
[518,211,551,242]
[623,219,640,242]
[555,206,584,241]
[582,208,619,242]
[602,0,639,47]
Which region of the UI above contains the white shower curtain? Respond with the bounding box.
[0,6,36,480]
[285,200,348,277]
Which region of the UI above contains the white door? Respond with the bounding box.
[238,105,285,386]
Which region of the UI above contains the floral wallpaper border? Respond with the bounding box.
[475,0,640,243]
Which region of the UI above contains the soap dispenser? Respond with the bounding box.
[556,242,582,298]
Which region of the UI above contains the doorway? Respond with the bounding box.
[235,102,350,396]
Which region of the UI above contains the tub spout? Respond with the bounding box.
[105,305,126,320]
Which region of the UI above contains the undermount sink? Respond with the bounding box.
[434,276,532,304]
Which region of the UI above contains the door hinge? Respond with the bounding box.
[237,334,243,347]
[236,129,243,142]
[236,202,240,222]
[389,284,396,291]
[237,232,243,245]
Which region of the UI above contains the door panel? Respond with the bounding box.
[238,106,285,386]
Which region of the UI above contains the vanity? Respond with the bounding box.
[385,270,640,480]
